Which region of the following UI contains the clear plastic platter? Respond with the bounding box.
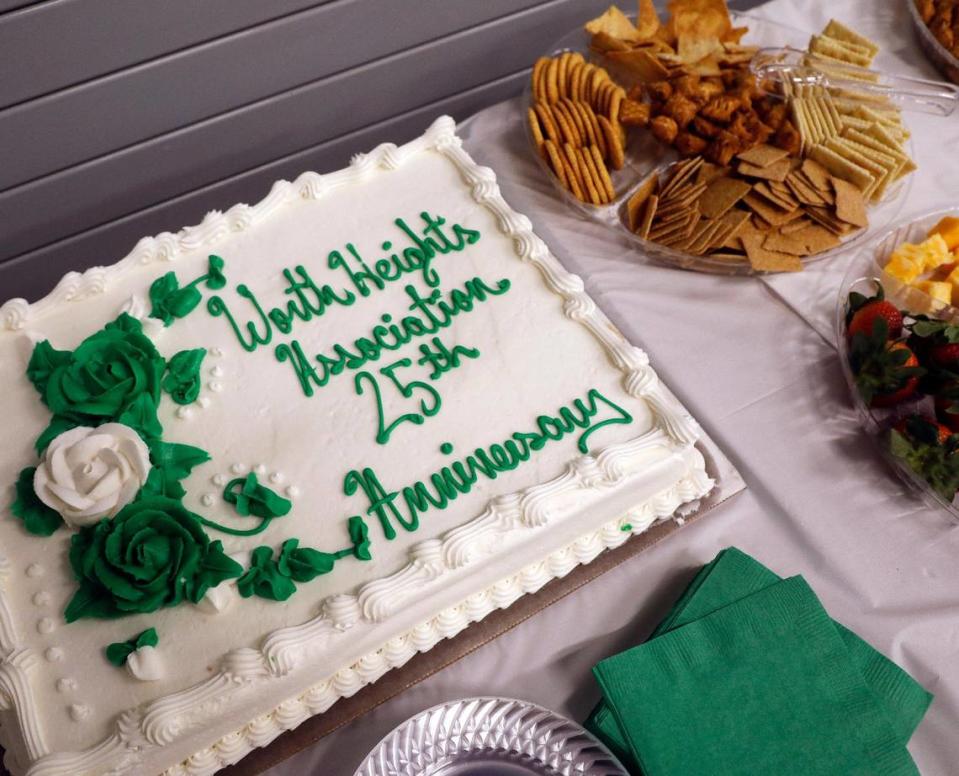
[836,207,959,523]
[905,0,959,85]
[354,697,627,776]
[524,11,914,275]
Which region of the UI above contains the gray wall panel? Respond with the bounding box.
[0,70,529,303]
[0,0,607,263]
[0,0,332,108]
[0,0,549,189]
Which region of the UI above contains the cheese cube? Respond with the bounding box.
[919,234,952,270]
[915,280,952,305]
[885,255,922,283]
[930,216,959,251]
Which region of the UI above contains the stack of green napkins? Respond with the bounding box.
[586,547,932,775]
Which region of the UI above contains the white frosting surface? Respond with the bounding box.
[0,116,712,776]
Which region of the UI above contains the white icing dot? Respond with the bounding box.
[209,381,223,393]
[33,591,51,607]
[176,406,193,420]
[37,617,55,634]
[25,563,44,578]
[254,464,267,475]
[212,474,227,486]
[69,703,91,722]
[211,347,224,357]
[45,647,64,663]
[210,365,224,377]
[285,486,300,499]
[198,396,211,409]
[201,494,215,507]
[268,472,284,484]
[231,463,247,474]
[56,678,77,693]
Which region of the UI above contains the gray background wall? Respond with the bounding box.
[0,0,761,302]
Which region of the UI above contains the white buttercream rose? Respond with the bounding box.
[33,423,151,527]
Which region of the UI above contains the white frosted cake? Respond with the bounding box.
[0,116,713,775]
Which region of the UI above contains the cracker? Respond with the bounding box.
[571,146,599,205]
[660,180,708,210]
[742,232,803,272]
[597,115,624,170]
[543,140,568,190]
[550,102,578,146]
[800,158,832,191]
[808,144,874,192]
[527,108,545,158]
[606,47,670,82]
[638,195,658,239]
[558,99,587,143]
[753,181,798,212]
[742,193,803,226]
[660,157,703,198]
[532,58,548,102]
[737,157,792,183]
[796,223,841,253]
[736,144,790,168]
[580,146,608,204]
[822,19,880,58]
[578,102,606,159]
[823,137,886,198]
[699,176,752,219]
[763,229,810,255]
[545,57,560,103]
[560,143,586,201]
[626,176,657,232]
[805,205,853,235]
[809,35,873,67]
[534,103,560,143]
[831,176,868,227]
[557,53,571,100]
[781,216,814,234]
[588,144,615,204]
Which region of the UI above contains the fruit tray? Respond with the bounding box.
[837,207,959,522]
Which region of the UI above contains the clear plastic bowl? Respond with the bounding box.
[836,207,959,522]
[905,0,959,86]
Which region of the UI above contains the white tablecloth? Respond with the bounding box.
[270,1,959,773]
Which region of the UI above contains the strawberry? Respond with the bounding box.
[930,342,959,370]
[847,301,903,341]
[845,284,902,340]
[851,339,924,408]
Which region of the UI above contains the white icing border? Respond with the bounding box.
[2,116,713,776]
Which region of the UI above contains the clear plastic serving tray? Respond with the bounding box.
[524,12,914,275]
[836,207,959,523]
[905,0,959,86]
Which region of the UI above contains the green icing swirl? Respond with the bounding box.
[64,497,242,622]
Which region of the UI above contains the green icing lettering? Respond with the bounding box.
[344,388,633,540]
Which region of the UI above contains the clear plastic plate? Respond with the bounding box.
[523,11,915,275]
[836,207,959,523]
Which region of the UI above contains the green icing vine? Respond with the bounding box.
[237,517,371,602]
[149,255,227,326]
[162,348,206,405]
[65,497,242,622]
[192,473,292,537]
[106,627,158,668]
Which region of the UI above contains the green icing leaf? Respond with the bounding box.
[150,441,210,480]
[117,392,163,442]
[278,538,336,582]
[222,472,292,520]
[348,515,372,561]
[237,546,297,601]
[10,467,63,536]
[205,255,227,290]
[34,415,78,456]
[161,348,206,405]
[105,627,159,667]
[26,340,71,396]
[64,497,242,622]
[149,272,202,326]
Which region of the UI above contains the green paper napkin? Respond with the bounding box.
[593,576,920,776]
[586,548,932,769]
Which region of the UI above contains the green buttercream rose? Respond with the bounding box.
[64,496,242,622]
[37,314,165,425]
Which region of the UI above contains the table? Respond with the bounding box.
[269,1,959,773]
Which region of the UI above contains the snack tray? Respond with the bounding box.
[523,11,913,276]
[905,0,959,86]
[836,207,959,523]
